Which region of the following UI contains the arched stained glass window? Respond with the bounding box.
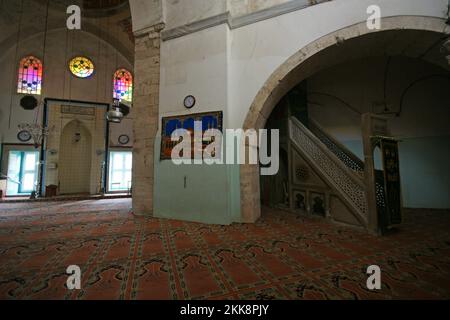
[69,56,95,78]
[17,56,43,95]
[113,69,133,102]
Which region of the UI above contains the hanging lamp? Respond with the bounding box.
[106,98,124,123]
[106,13,125,123]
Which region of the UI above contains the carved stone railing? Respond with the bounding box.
[308,119,365,177]
[289,116,368,226]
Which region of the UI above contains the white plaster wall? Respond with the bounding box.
[44,102,108,195]
[154,0,449,221]
[228,0,448,129]
[156,24,235,224]
[160,24,229,122]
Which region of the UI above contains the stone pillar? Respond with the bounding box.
[240,163,261,223]
[132,23,164,216]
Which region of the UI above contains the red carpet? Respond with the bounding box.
[0,199,449,300]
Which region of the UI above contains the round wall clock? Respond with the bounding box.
[17,130,32,142]
[183,95,196,109]
[118,134,130,145]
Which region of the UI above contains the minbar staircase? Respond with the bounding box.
[288,114,397,234]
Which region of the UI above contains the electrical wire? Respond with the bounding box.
[8,0,24,129]
[35,0,50,126]
[308,91,362,115]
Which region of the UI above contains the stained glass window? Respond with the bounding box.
[69,56,94,78]
[17,56,43,95]
[113,69,133,102]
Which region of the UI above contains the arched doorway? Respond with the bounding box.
[240,16,450,227]
[59,120,92,195]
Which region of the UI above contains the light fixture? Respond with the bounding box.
[106,98,124,123]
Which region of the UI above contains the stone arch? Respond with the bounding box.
[240,16,450,223]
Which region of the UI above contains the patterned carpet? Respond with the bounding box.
[0,199,449,300]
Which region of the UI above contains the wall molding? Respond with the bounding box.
[161,0,330,41]
[230,0,328,29]
[134,23,166,38]
[162,12,230,41]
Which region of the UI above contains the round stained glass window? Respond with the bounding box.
[69,56,95,78]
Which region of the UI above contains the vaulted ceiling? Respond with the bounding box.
[83,0,128,10]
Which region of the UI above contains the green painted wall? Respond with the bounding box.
[343,135,450,209]
[153,136,241,225]
[398,136,450,209]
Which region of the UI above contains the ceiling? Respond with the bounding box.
[0,0,135,63]
[31,0,129,13]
